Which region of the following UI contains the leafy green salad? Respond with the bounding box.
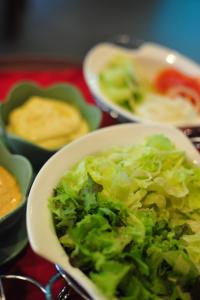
[99,55,145,112]
[49,135,200,299]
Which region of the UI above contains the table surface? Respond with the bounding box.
[0,57,81,70]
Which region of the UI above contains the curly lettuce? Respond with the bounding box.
[49,135,200,299]
[99,55,145,111]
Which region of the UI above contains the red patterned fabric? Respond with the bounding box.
[0,68,117,299]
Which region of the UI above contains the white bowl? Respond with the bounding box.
[83,42,200,127]
[27,123,200,300]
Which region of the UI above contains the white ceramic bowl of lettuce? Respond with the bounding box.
[83,42,200,127]
[27,123,200,300]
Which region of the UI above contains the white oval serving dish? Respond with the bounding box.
[27,123,200,300]
[83,42,200,127]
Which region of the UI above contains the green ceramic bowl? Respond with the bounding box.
[0,82,102,171]
[0,138,33,234]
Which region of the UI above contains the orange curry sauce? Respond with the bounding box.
[0,166,21,218]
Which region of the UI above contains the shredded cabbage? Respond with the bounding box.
[49,135,200,299]
[99,55,144,111]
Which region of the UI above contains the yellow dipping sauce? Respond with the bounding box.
[0,166,22,218]
[6,96,90,149]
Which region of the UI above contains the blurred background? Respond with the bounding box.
[0,0,200,62]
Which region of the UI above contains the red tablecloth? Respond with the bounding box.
[0,68,117,300]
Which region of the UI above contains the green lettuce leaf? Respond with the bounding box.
[49,134,200,299]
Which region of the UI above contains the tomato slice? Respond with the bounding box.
[167,85,200,112]
[154,68,200,109]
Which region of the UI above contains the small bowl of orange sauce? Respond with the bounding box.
[0,138,32,233]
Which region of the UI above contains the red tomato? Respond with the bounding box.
[154,68,200,109]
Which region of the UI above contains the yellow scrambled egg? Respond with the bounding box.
[6,96,90,149]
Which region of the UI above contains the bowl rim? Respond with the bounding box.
[0,139,33,223]
[27,123,200,300]
[0,81,102,153]
[83,41,200,127]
